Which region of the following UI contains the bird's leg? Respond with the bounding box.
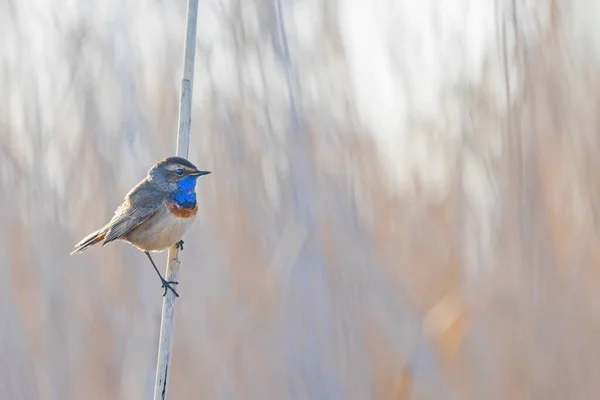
[175,240,184,251]
[144,251,179,297]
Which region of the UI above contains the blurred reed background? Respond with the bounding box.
[2,0,600,399]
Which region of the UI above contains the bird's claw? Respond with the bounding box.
[175,240,184,251]
[160,279,180,297]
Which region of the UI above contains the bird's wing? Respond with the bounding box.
[102,179,166,245]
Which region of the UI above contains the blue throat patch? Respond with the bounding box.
[173,176,198,209]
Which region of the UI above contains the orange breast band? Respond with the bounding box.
[167,202,198,218]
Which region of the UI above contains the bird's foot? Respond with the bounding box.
[160,278,180,297]
[175,240,184,251]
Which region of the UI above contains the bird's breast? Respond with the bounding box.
[125,202,197,252]
[167,200,198,218]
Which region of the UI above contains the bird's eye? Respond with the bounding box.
[176,168,184,176]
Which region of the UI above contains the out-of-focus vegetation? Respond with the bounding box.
[2,0,600,398]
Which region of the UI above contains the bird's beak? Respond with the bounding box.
[189,170,211,176]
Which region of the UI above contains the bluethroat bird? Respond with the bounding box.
[70,156,211,297]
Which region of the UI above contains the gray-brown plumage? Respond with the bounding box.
[71,156,211,296]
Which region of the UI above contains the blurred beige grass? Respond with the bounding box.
[2,0,600,399]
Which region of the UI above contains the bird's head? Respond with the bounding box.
[148,156,211,192]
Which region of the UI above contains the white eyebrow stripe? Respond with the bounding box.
[165,164,195,171]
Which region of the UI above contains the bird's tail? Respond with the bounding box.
[70,229,106,255]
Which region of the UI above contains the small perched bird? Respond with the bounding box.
[71,156,211,297]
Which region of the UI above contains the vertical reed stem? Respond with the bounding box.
[153,0,199,398]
